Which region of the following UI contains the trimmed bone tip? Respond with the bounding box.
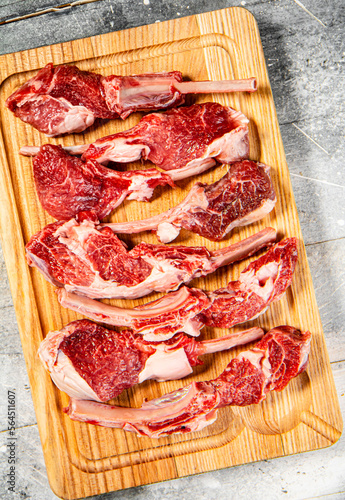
[249,78,257,92]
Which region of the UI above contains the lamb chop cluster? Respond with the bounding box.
[6,63,310,438]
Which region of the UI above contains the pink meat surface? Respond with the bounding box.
[6,63,117,136]
[102,71,185,118]
[106,160,276,242]
[58,286,210,340]
[39,319,264,402]
[56,234,295,340]
[64,326,311,437]
[7,63,253,136]
[25,213,274,299]
[81,102,249,173]
[32,144,174,220]
[200,237,298,328]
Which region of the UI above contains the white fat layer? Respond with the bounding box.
[220,198,277,237]
[95,138,149,163]
[168,158,216,181]
[127,176,154,201]
[69,382,199,424]
[238,350,272,381]
[50,351,102,401]
[68,390,219,437]
[21,95,95,136]
[240,261,279,303]
[55,218,213,299]
[51,104,95,136]
[138,347,192,383]
[26,251,62,287]
[154,184,210,242]
[212,127,249,162]
[142,317,203,341]
[181,317,204,337]
[298,339,312,370]
[156,222,181,243]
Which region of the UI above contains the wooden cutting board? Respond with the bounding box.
[0,7,342,499]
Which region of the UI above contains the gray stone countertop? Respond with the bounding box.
[0,1,344,499]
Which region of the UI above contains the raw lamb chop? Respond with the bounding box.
[57,235,296,340]
[30,144,174,220]
[73,103,250,179]
[6,63,117,136]
[38,319,264,402]
[25,212,276,299]
[105,160,276,242]
[103,73,256,119]
[21,102,250,181]
[58,286,211,340]
[64,326,311,437]
[199,236,299,328]
[6,62,256,136]
[26,144,275,226]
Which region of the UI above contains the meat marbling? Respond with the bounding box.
[105,160,277,242]
[7,63,255,135]
[21,102,249,181]
[64,326,311,437]
[31,144,174,220]
[57,235,297,340]
[25,212,276,300]
[38,319,264,402]
[6,64,117,136]
[74,103,250,179]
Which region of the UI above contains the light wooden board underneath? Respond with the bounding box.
[0,7,342,500]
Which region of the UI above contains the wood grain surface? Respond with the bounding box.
[0,6,342,500]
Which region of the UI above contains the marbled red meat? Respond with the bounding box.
[64,326,311,437]
[106,160,276,242]
[56,234,296,340]
[201,237,299,328]
[32,144,174,220]
[6,63,116,136]
[38,319,264,401]
[7,63,255,136]
[26,213,274,300]
[79,103,249,176]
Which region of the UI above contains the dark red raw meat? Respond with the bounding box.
[201,237,299,328]
[6,63,117,136]
[7,63,255,136]
[32,144,174,220]
[80,103,249,174]
[56,233,296,339]
[64,326,311,437]
[38,319,264,402]
[26,213,275,299]
[106,160,276,242]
